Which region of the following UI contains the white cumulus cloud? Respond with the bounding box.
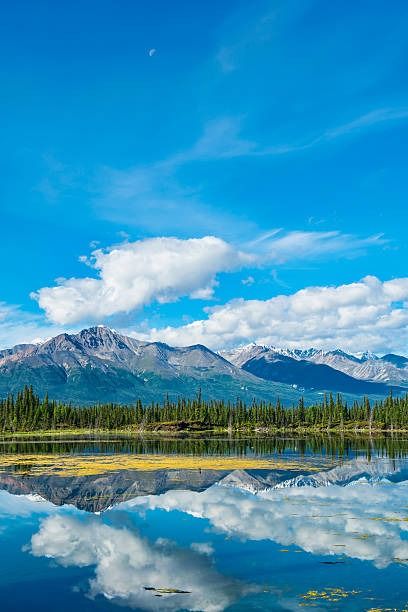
[30,230,385,328]
[31,237,253,325]
[135,276,408,353]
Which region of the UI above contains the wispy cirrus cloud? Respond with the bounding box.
[253,107,408,156]
[214,0,305,74]
[252,230,386,262]
[95,107,408,233]
[316,107,408,143]
[95,122,257,238]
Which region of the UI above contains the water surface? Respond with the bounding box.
[1,434,408,611]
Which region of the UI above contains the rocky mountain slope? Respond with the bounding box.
[215,458,408,494]
[0,467,231,512]
[0,326,322,404]
[307,350,408,386]
[0,327,402,403]
[273,457,408,488]
[220,344,400,394]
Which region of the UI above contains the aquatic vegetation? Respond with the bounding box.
[0,452,336,477]
[144,587,191,594]
[367,609,408,612]
[298,587,363,605]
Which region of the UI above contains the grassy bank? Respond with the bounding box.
[2,419,408,438]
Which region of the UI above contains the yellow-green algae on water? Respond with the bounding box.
[0,452,337,477]
[297,587,363,606]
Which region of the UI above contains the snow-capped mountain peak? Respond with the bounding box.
[221,343,408,389]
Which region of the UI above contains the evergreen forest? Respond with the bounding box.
[1,385,408,432]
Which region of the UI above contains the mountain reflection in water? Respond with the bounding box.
[1,436,408,611]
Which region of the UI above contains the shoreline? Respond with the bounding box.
[2,422,408,438]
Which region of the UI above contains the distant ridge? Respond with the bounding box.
[221,344,408,388]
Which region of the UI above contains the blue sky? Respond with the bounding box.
[1,0,408,353]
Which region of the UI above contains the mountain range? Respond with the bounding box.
[221,343,408,388]
[0,326,406,404]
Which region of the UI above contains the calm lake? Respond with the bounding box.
[1,434,408,611]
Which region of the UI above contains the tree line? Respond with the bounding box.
[1,385,408,432]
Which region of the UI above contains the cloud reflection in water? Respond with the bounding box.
[30,514,255,611]
[124,476,408,569]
